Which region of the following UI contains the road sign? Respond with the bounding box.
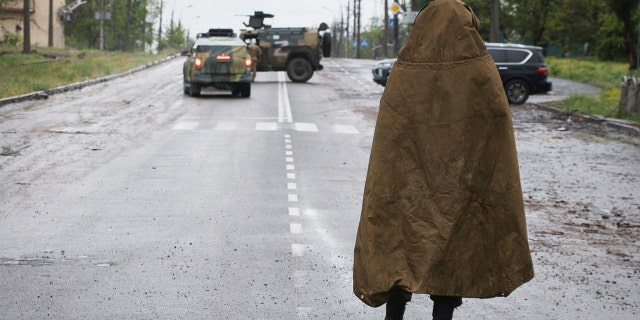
[352,39,369,48]
[402,11,418,24]
[391,2,403,14]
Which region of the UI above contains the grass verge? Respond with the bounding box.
[546,57,640,124]
[0,46,173,99]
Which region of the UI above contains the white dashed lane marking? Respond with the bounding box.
[293,122,319,132]
[171,121,198,130]
[291,244,305,257]
[255,122,278,131]
[288,207,300,216]
[290,223,302,234]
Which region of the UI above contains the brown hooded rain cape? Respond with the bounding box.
[353,0,534,307]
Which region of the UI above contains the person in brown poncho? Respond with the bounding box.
[352,0,534,319]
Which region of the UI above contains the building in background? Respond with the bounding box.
[0,0,66,48]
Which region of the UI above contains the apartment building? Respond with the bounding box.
[1,0,66,48]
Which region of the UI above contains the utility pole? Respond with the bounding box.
[125,0,132,51]
[411,0,418,11]
[384,0,389,57]
[22,0,30,53]
[354,0,361,58]
[157,0,163,47]
[490,0,500,42]
[345,0,350,58]
[99,0,105,50]
[637,0,640,70]
[48,0,53,47]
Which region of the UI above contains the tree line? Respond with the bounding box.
[409,0,639,68]
[3,0,638,68]
[63,0,158,52]
[60,0,189,52]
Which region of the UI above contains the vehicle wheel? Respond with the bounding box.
[189,83,201,97]
[505,79,529,104]
[240,83,251,98]
[183,81,189,95]
[286,57,314,83]
[322,33,332,57]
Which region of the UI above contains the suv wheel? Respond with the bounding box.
[239,83,251,98]
[287,57,314,83]
[322,33,332,57]
[189,83,201,97]
[505,79,529,104]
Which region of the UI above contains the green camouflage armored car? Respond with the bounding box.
[183,29,252,97]
[239,12,331,83]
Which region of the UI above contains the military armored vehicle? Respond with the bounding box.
[183,28,253,97]
[239,11,332,83]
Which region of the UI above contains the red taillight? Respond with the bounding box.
[216,54,231,61]
[538,67,548,75]
[245,57,252,67]
[194,57,203,71]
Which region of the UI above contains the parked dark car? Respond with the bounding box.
[486,42,552,104]
[372,59,396,86]
[372,43,552,104]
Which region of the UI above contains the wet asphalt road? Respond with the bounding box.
[0,57,638,319]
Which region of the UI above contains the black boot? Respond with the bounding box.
[431,295,462,320]
[384,286,412,320]
[384,298,406,320]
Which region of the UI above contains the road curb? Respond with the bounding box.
[0,54,179,108]
[533,102,640,137]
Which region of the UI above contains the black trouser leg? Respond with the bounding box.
[430,295,462,320]
[384,286,412,320]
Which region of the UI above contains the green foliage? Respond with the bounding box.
[546,57,640,122]
[544,0,605,53]
[2,31,22,47]
[595,13,626,61]
[0,47,167,98]
[546,57,628,89]
[64,0,157,51]
[552,92,622,119]
[462,0,492,40]
[500,0,553,45]
[162,20,187,51]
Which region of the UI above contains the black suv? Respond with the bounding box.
[486,42,552,104]
[372,43,552,104]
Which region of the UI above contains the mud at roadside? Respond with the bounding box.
[509,104,639,318]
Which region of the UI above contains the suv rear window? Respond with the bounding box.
[488,48,532,64]
[196,46,213,53]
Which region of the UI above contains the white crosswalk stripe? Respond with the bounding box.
[171,120,361,134]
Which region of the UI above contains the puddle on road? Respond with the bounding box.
[0,255,115,268]
[0,257,54,267]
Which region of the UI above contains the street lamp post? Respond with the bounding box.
[186,16,200,51]
[179,4,193,22]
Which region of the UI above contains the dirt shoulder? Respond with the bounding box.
[505,104,639,318]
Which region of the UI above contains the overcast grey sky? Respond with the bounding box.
[161,0,386,35]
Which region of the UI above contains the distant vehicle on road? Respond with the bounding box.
[183,28,253,97]
[239,11,331,83]
[487,42,552,104]
[372,43,552,105]
[372,59,396,86]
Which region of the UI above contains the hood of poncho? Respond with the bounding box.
[353,0,533,308]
